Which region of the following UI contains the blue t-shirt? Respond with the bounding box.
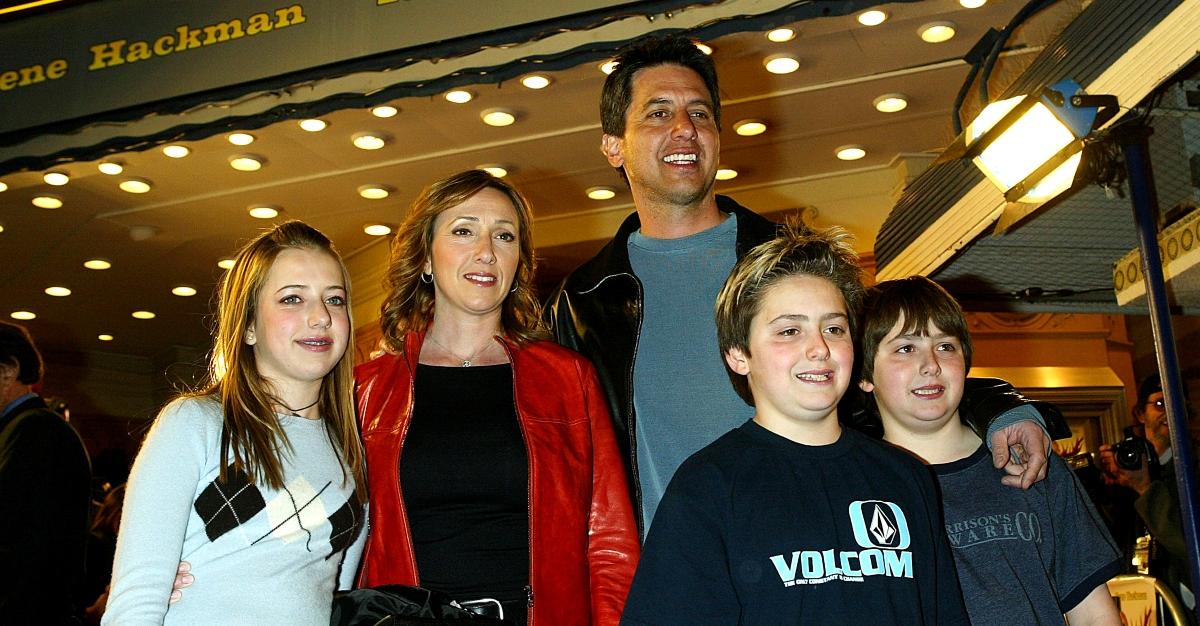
[627,214,754,528]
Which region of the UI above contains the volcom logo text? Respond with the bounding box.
[769,548,913,586]
[768,500,915,588]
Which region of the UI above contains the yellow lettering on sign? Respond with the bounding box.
[0,58,69,91]
[153,35,175,56]
[89,40,126,70]
[275,5,305,27]
[46,59,67,79]
[204,20,245,45]
[246,13,272,35]
[87,4,307,71]
[126,41,152,62]
[175,24,203,51]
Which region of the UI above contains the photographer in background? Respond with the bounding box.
[1100,373,1199,619]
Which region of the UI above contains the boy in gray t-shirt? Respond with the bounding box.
[859,276,1122,626]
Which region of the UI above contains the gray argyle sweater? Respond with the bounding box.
[104,396,365,626]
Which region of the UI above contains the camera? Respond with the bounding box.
[1111,436,1155,470]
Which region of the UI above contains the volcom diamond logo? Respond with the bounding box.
[869,504,897,545]
[848,500,911,549]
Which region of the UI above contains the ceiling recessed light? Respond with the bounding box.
[873,93,909,113]
[734,119,768,136]
[371,105,399,118]
[218,258,236,270]
[10,311,35,320]
[444,90,474,104]
[520,75,551,89]
[43,171,70,186]
[960,0,987,7]
[920,21,957,43]
[767,28,796,42]
[352,132,387,150]
[98,334,114,342]
[229,155,265,171]
[481,108,516,127]
[299,118,328,132]
[248,205,279,219]
[128,225,157,241]
[32,195,63,209]
[478,165,508,178]
[44,286,71,297]
[227,132,255,146]
[131,310,156,320]
[694,42,713,55]
[172,286,197,297]
[358,184,391,200]
[716,167,739,180]
[764,54,800,74]
[857,9,888,26]
[84,259,112,270]
[586,186,616,201]
[0,182,7,192]
[836,145,867,161]
[162,144,190,158]
[98,160,124,175]
[600,60,618,75]
[0,224,4,233]
[364,224,393,236]
[119,178,152,193]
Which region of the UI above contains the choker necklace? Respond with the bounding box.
[426,334,492,367]
[282,397,320,417]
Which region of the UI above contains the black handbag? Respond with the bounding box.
[330,585,505,626]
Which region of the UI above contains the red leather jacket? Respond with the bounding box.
[354,331,639,625]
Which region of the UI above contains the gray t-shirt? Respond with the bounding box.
[933,443,1122,625]
[104,397,366,626]
[628,214,754,528]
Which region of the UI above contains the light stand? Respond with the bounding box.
[1114,122,1200,623]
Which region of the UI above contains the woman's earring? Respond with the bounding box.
[420,272,433,284]
[510,282,518,294]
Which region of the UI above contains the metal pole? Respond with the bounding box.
[1118,122,1200,623]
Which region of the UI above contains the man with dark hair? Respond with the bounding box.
[1100,374,1198,616]
[0,321,92,624]
[547,33,1059,534]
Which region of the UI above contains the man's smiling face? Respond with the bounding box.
[602,63,720,211]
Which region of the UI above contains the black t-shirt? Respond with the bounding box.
[401,364,529,601]
[622,421,968,625]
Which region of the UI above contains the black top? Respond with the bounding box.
[401,364,529,602]
[0,395,92,622]
[622,421,968,625]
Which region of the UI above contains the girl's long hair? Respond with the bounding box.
[196,220,364,494]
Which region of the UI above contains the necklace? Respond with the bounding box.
[281,397,320,417]
[426,334,493,367]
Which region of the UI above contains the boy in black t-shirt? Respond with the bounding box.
[858,276,1122,625]
[620,223,968,625]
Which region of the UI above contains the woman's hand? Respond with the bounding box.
[169,561,193,603]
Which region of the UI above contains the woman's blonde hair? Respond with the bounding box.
[379,169,547,351]
[198,220,365,493]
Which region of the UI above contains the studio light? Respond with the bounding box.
[959,79,1116,203]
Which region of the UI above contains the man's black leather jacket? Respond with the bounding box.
[545,195,1069,526]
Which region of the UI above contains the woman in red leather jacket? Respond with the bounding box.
[355,169,639,625]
